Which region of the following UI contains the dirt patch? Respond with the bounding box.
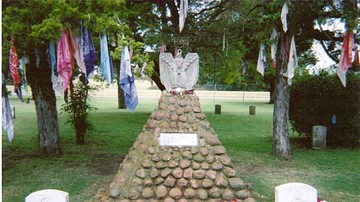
[87,154,125,175]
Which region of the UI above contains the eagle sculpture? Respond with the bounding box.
[159,49,199,92]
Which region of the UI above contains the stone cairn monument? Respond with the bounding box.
[94,50,256,202]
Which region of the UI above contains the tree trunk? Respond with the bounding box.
[272,31,291,160]
[115,61,126,109]
[272,72,291,159]
[27,43,62,156]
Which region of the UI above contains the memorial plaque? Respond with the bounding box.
[159,133,198,147]
[275,182,317,202]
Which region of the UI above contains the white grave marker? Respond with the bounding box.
[159,133,198,147]
[25,189,69,202]
[275,182,317,202]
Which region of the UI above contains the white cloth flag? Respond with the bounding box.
[286,36,298,85]
[270,28,278,67]
[281,1,288,33]
[179,0,188,33]
[2,95,14,142]
[257,44,266,76]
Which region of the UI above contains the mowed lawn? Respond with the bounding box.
[2,94,360,202]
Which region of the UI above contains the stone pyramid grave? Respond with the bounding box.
[95,93,256,202]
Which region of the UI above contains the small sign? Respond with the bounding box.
[159,133,198,147]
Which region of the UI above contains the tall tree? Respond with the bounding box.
[2,0,141,155]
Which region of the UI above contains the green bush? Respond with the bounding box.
[289,72,360,147]
[61,80,98,144]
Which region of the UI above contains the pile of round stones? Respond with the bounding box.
[95,93,256,202]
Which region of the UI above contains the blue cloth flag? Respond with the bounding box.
[82,26,96,76]
[119,46,138,112]
[100,32,112,84]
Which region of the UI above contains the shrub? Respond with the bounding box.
[61,79,98,144]
[289,72,360,147]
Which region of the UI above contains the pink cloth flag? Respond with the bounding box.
[9,39,20,88]
[57,31,73,93]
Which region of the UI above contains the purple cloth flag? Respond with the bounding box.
[2,94,14,142]
[82,26,96,76]
[119,46,138,112]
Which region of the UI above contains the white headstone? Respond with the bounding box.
[275,182,317,202]
[25,189,69,202]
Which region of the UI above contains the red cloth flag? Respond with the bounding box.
[9,39,20,88]
[339,30,354,72]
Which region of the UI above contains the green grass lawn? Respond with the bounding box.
[2,95,360,202]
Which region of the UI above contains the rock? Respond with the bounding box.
[184,105,192,113]
[178,115,188,122]
[215,173,228,188]
[170,114,178,121]
[202,178,214,188]
[223,167,236,177]
[154,177,164,185]
[200,148,209,156]
[218,155,232,166]
[177,178,188,188]
[236,190,250,199]
[183,168,193,179]
[213,146,226,154]
[142,187,154,199]
[201,162,210,170]
[109,187,121,198]
[190,179,200,189]
[192,162,201,170]
[164,197,175,202]
[197,189,208,200]
[161,168,172,178]
[182,151,193,160]
[155,185,168,199]
[168,160,179,168]
[193,107,202,113]
[222,188,234,200]
[203,133,220,145]
[147,119,158,129]
[151,154,160,162]
[229,178,246,191]
[193,169,206,179]
[206,170,217,180]
[132,177,142,186]
[147,147,156,154]
[143,177,153,187]
[183,188,196,199]
[244,197,256,202]
[142,159,153,168]
[208,187,221,198]
[155,161,167,169]
[190,147,199,154]
[211,161,223,171]
[136,168,147,179]
[164,176,176,187]
[172,167,183,179]
[193,153,205,162]
[150,168,160,178]
[169,188,182,199]
[128,188,140,200]
[179,159,191,169]
[206,155,216,163]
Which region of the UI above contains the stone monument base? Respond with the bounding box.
[95,93,256,201]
